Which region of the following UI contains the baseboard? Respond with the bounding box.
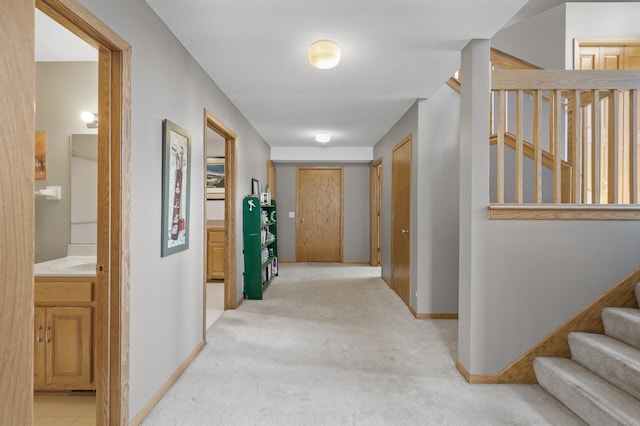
[278,259,296,263]
[455,360,500,384]
[416,313,458,319]
[129,341,205,426]
[342,260,370,265]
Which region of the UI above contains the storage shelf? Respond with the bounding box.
[244,196,278,300]
[260,221,276,228]
[261,239,276,249]
[261,256,277,268]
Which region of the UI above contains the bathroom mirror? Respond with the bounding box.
[70,134,98,244]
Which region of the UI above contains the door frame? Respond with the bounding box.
[295,166,344,262]
[35,1,131,424]
[204,110,238,320]
[369,157,382,266]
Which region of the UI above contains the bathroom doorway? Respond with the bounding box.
[32,1,130,424]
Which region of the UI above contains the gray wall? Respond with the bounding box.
[416,88,460,315]
[274,163,370,262]
[78,0,270,418]
[492,5,566,69]
[35,62,98,262]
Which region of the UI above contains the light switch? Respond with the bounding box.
[288,211,295,218]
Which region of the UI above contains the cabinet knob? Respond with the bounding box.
[401,229,409,234]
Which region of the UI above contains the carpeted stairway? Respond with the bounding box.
[534,283,640,425]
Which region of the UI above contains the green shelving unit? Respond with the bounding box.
[243,196,278,300]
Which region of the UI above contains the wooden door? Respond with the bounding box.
[370,159,382,266]
[391,136,411,306]
[34,307,46,387]
[46,307,92,386]
[296,167,343,262]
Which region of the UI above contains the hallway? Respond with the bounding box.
[141,263,582,425]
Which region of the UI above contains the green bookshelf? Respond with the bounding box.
[243,196,278,300]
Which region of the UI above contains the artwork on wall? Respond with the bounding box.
[35,131,47,180]
[251,178,260,196]
[206,157,225,200]
[161,119,191,257]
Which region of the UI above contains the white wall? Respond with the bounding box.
[416,88,460,314]
[373,102,419,303]
[565,2,640,68]
[78,0,270,418]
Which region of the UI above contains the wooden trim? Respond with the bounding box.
[446,77,461,94]
[493,265,640,384]
[0,2,34,423]
[343,260,370,265]
[455,361,501,384]
[490,48,543,70]
[488,204,640,220]
[266,160,277,200]
[411,308,458,319]
[381,276,392,289]
[630,90,639,203]
[129,341,205,426]
[204,110,238,312]
[492,70,640,90]
[278,259,296,263]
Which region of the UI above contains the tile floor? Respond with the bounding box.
[33,393,96,426]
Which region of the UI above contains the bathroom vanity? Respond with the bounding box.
[34,276,96,391]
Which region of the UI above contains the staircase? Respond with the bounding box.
[534,283,640,425]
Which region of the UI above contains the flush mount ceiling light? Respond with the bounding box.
[315,133,331,143]
[308,40,341,70]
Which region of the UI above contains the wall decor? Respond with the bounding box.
[251,178,260,196]
[35,131,47,180]
[206,157,225,200]
[161,119,191,257]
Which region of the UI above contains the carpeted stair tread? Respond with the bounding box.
[602,307,640,350]
[534,357,640,426]
[569,332,640,400]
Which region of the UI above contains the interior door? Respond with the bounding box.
[296,167,343,262]
[391,136,411,306]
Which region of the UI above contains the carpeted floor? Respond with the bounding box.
[141,263,583,426]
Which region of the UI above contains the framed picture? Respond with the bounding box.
[35,131,47,180]
[206,157,225,200]
[161,119,191,257]
[251,178,260,196]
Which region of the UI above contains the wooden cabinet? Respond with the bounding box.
[207,223,225,280]
[34,278,95,391]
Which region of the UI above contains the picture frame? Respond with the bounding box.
[161,119,191,257]
[251,178,260,196]
[206,157,225,200]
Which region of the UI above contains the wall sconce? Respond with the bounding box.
[81,111,98,128]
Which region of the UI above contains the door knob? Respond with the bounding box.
[402,229,409,234]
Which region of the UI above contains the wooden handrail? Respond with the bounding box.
[491,48,543,70]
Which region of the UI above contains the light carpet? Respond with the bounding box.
[141,263,583,426]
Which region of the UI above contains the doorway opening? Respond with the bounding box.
[34,0,131,424]
[203,110,238,340]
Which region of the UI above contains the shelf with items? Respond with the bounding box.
[243,196,278,300]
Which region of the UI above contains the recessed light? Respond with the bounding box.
[315,133,331,143]
[308,40,340,70]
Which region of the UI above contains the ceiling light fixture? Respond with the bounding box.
[315,133,331,143]
[308,40,341,70]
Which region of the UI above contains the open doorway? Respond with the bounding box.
[203,110,238,341]
[205,127,225,329]
[370,158,382,266]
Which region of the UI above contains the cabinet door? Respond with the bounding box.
[207,229,225,279]
[45,307,92,386]
[33,307,46,387]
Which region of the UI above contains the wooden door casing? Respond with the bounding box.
[34,307,46,387]
[391,136,412,306]
[370,158,382,266]
[296,167,343,262]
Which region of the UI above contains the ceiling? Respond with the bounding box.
[146,0,533,148]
